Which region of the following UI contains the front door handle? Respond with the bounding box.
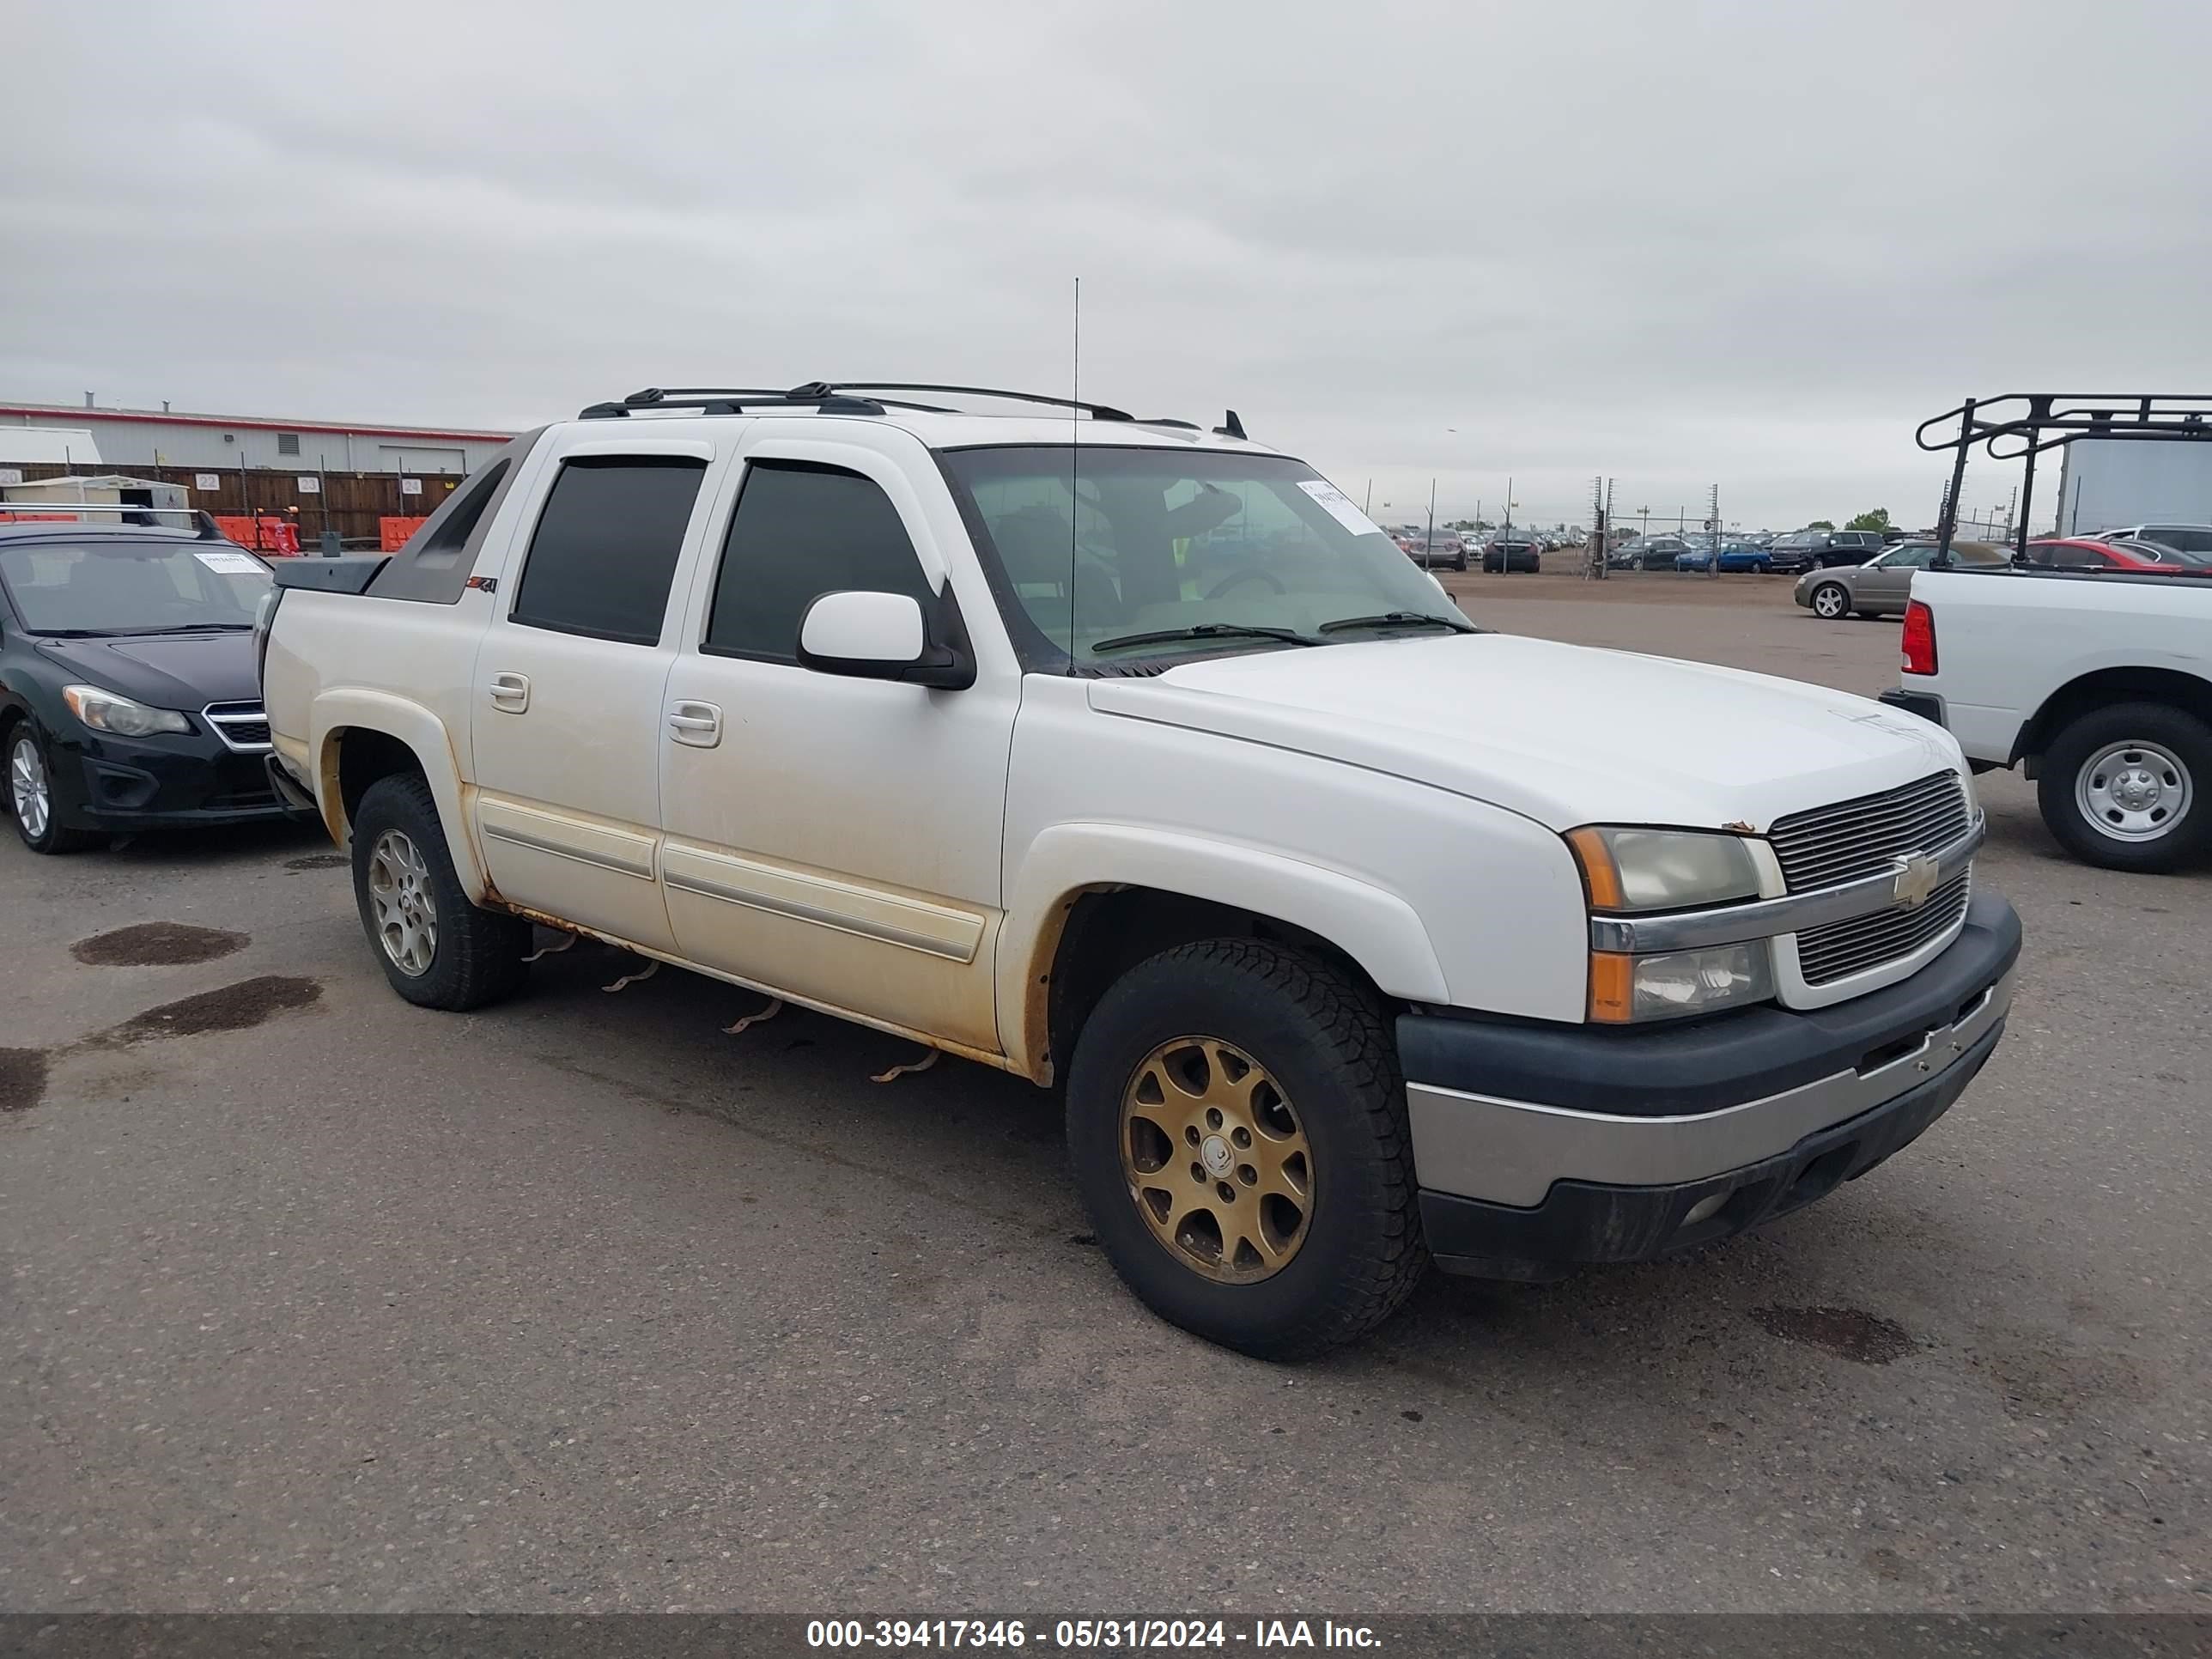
[667,700,722,748]
[488,672,530,713]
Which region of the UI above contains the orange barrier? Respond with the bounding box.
[380,515,431,551]
[214,516,301,554]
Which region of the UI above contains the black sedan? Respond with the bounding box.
[1482,534,1544,573]
[1,520,305,853]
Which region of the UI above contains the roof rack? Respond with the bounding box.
[0,504,228,539]
[577,382,1255,441]
[1917,392,2212,562]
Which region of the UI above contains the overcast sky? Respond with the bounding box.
[5,1,2209,530]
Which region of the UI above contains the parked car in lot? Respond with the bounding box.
[2023,537,2212,574]
[1795,540,2004,619]
[1886,557,2212,872]
[1771,529,1884,574]
[2089,523,2212,559]
[1407,529,1468,571]
[1674,541,1773,573]
[2,512,297,853]
[1481,533,1543,572]
[1623,535,1692,570]
[261,380,2019,1357]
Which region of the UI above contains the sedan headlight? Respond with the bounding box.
[63,684,192,738]
[1566,825,1761,912]
[1568,826,1772,1023]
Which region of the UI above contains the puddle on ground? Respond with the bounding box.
[109,976,323,1043]
[1750,1304,1915,1365]
[70,921,248,968]
[0,1048,48,1112]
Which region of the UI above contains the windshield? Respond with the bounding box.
[939,447,1466,664]
[0,538,271,634]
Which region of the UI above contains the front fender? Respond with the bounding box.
[998,822,1451,1081]
[309,688,488,902]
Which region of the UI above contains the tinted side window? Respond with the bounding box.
[510,456,706,645]
[705,460,934,662]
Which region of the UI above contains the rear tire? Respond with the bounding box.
[1066,939,1425,1358]
[2037,702,2212,873]
[350,772,531,1008]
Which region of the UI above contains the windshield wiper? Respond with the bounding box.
[140,622,252,633]
[1317,611,1479,635]
[1089,623,1322,654]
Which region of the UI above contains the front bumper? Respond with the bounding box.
[1401,891,2020,1278]
[53,729,312,830]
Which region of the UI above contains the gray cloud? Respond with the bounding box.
[4,0,2207,529]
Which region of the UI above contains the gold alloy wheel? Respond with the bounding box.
[1121,1036,1314,1283]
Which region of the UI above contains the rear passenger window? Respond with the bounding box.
[704,460,935,662]
[510,456,707,645]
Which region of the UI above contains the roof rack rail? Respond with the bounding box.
[1916,391,2212,563]
[575,382,1255,438]
[797,382,1138,422]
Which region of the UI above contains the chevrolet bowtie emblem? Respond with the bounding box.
[1892,854,1940,908]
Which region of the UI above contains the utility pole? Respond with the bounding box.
[1425,477,1437,557]
[1363,479,1372,514]
[1705,483,1721,579]
[1588,475,1610,580]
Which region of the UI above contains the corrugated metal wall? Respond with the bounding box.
[0,412,509,474]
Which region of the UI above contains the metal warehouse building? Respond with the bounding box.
[0,398,515,548]
[0,398,514,476]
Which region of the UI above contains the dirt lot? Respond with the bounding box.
[2,580,2205,1615]
[1439,565,1898,693]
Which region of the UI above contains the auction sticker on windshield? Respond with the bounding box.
[1296,479,1387,539]
[194,550,266,574]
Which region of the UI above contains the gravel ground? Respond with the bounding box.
[2,582,2204,1614]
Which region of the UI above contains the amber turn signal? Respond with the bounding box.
[1565,826,1625,910]
[1588,951,1635,1023]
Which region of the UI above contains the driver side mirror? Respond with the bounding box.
[797,590,974,690]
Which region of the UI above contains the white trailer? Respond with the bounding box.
[2056,436,2212,534]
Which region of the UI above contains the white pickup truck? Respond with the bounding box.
[1882,563,2212,872]
[259,382,2021,1356]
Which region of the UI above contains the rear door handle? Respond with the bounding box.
[488,672,530,712]
[667,700,722,748]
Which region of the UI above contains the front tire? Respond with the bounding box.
[1810,582,1849,620]
[7,721,95,854]
[350,772,531,1008]
[2037,702,2212,873]
[1066,939,1425,1358]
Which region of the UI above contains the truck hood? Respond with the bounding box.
[1087,634,1965,832]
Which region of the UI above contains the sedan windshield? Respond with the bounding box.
[939,447,1467,663]
[0,538,271,635]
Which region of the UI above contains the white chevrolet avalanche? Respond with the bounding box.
[258,383,2021,1357]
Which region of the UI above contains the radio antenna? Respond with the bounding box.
[1066,276,1081,673]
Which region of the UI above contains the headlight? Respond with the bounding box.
[1589,942,1776,1024]
[1565,825,1761,912]
[63,684,192,738]
[1569,826,1772,1023]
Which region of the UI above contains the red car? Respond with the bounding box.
[2022,537,2212,574]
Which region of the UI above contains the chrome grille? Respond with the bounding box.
[1796,872,1971,985]
[203,702,272,752]
[1769,770,1970,893]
